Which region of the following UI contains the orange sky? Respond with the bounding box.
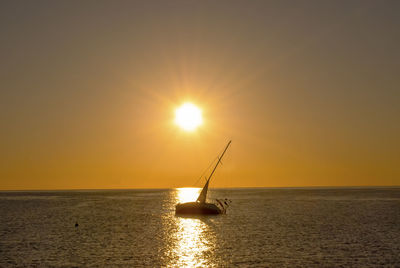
[1,1,399,190]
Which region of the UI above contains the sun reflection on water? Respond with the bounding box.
[166,188,215,267]
[176,187,201,203]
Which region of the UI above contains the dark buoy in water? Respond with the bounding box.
[75,222,79,228]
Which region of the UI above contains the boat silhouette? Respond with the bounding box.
[175,140,232,215]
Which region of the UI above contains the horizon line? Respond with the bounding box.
[0,185,399,192]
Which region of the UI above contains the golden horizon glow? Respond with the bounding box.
[1,2,399,190]
[174,102,203,131]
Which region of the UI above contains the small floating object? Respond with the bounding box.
[75,222,79,228]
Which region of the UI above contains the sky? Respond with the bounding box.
[0,0,399,190]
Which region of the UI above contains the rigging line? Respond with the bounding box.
[193,156,219,186]
[192,141,232,187]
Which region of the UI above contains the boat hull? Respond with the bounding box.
[175,202,222,215]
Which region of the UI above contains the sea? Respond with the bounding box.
[0,187,399,267]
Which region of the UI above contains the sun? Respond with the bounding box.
[174,102,203,131]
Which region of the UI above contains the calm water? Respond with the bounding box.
[0,188,399,267]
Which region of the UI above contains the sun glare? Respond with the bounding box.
[176,188,201,203]
[174,102,203,131]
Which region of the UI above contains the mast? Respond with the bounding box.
[206,140,231,182]
[197,140,232,203]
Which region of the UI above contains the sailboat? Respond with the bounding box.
[175,140,232,215]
